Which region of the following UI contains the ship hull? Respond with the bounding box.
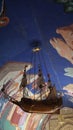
[11,96,62,114]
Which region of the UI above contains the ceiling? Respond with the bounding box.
[0,0,73,64]
[0,0,73,129]
[0,0,73,105]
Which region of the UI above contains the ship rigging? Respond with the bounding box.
[1,44,62,114]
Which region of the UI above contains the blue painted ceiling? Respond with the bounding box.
[0,0,73,107]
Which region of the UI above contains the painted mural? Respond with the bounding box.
[50,24,73,105]
[0,24,73,130]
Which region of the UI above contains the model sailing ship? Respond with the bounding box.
[1,47,62,114]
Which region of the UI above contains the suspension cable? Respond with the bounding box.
[41,49,49,81]
[28,51,33,93]
[38,49,46,99]
[33,50,36,99]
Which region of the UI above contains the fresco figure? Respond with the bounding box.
[50,24,73,64]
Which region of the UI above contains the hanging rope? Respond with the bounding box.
[46,43,62,91]
[33,50,36,99]
[28,51,33,87]
[37,50,46,100]
[30,1,62,93]
[38,49,52,99]
[41,49,50,81]
[21,65,27,97]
